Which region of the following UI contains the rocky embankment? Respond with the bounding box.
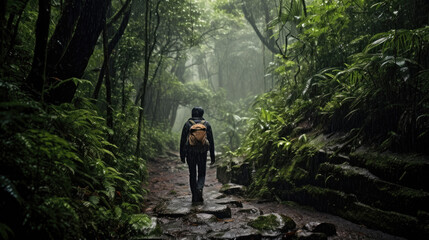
[139,152,408,239]
[217,134,429,239]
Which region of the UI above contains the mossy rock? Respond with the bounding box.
[216,164,231,184]
[318,162,429,216]
[340,202,422,238]
[220,183,245,195]
[349,152,429,191]
[248,213,296,232]
[293,185,357,212]
[231,162,253,186]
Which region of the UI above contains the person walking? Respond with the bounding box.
[180,107,215,203]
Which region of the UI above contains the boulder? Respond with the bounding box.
[231,163,253,186]
[217,164,231,184]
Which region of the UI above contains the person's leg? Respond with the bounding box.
[196,152,207,201]
[187,153,198,202]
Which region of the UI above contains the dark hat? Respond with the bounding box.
[191,107,204,118]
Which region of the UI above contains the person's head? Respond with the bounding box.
[191,107,204,118]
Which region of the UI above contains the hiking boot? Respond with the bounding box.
[192,194,198,203]
[197,189,204,202]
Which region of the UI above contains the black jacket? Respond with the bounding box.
[180,117,215,162]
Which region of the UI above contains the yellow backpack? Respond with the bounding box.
[188,120,209,152]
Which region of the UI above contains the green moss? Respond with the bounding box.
[281,215,297,230]
[220,184,231,192]
[248,214,280,231]
[340,202,419,238]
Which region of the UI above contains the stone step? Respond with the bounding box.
[286,185,427,239]
[315,149,429,192]
[349,152,429,192]
[154,196,232,219]
[317,162,429,216]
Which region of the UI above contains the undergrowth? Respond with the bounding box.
[0,80,166,239]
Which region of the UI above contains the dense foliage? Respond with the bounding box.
[1,85,150,239]
[1,0,428,238]
[233,0,428,196]
[0,0,212,239]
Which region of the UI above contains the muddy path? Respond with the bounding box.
[143,153,405,239]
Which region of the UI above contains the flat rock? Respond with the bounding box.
[237,207,263,216]
[195,202,232,219]
[155,197,193,217]
[214,197,243,208]
[155,196,232,219]
[208,227,261,239]
[220,183,245,195]
[304,222,336,236]
[186,213,218,225]
[205,190,225,200]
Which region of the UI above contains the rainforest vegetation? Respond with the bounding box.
[0,0,428,239]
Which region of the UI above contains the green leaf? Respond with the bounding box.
[114,206,122,219]
[0,223,14,240]
[89,195,100,205]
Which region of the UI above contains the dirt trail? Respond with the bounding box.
[143,153,405,239]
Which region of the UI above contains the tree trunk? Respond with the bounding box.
[47,0,110,104]
[135,0,162,156]
[136,0,151,157]
[121,62,129,113]
[169,104,178,129]
[5,0,30,64]
[92,6,132,100]
[46,0,85,76]
[102,21,113,131]
[0,0,7,63]
[241,0,279,54]
[27,0,51,99]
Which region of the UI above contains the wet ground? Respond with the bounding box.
[143,152,405,239]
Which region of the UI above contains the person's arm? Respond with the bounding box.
[180,122,189,163]
[206,122,215,164]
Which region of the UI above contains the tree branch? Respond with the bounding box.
[241,0,279,54]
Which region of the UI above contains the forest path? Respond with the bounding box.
[143,152,405,239]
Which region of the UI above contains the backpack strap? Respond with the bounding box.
[189,119,206,125]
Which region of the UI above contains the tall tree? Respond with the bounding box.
[135,0,161,156]
[27,0,51,99]
[241,0,279,54]
[92,0,132,100]
[45,0,85,76]
[46,0,111,104]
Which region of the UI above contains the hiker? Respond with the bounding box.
[180,107,215,203]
